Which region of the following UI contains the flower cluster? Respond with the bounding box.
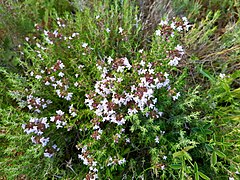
[155,17,191,38]
[44,144,60,158]
[20,18,84,160]
[22,117,49,136]
[154,18,189,68]
[107,156,126,166]
[21,116,58,157]
[25,95,52,113]
[78,146,98,180]
[22,109,66,157]
[35,18,73,45]
[50,110,67,129]
[85,57,168,129]
[168,44,185,66]
[42,60,73,101]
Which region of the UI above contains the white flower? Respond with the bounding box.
[58,72,64,77]
[59,62,65,69]
[107,56,113,64]
[46,100,52,104]
[172,92,180,101]
[42,104,47,109]
[93,125,100,130]
[148,68,154,74]
[72,32,79,37]
[175,45,184,53]
[117,66,125,73]
[56,110,64,116]
[35,75,42,80]
[50,76,55,81]
[71,112,77,117]
[219,73,226,79]
[52,144,58,149]
[22,124,26,129]
[40,137,50,147]
[140,60,145,67]
[44,152,53,158]
[182,17,188,22]
[74,82,79,87]
[82,43,88,48]
[160,20,168,26]
[65,93,73,101]
[27,105,33,110]
[106,28,111,33]
[168,57,181,66]
[96,15,100,19]
[155,136,159,143]
[117,77,123,82]
[163,156,167,160]
[229,177,234,180]
[118,158,126,165]
[177,26,183,32]
[170,22,176,29]
[119,27,124,34]
[156,30,161,36]
[78,65,84,69]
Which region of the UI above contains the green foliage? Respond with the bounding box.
[173,0,239,24]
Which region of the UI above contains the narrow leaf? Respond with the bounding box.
[173,151,185,158]
[194,162,198,172]
[184,151,192,161]
[170,164,182,169]
[211,151,217,166]
[183,146,195,152]
[198,66,215,83]
[215,150,226,159]
[199,172,210,180]
[195,172,199,180]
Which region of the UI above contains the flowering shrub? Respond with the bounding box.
[1,1,240,180]
[6,1,234,179]
[14,10,194,178]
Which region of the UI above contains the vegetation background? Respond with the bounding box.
[0,0,239,179]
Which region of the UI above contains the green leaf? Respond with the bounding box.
[198,66,215,83]
[204,129,213,134]
[123,148,130,155]
[194,162,198,172]
[173,151,185,158]
[205,144,214,151]
[183,146,195,151]
[215,150,226,159]
[211,151,217,166]
[199,172,210,180]
[195,172,199,180]
[183,151,192,161]
[170,164,182,170]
